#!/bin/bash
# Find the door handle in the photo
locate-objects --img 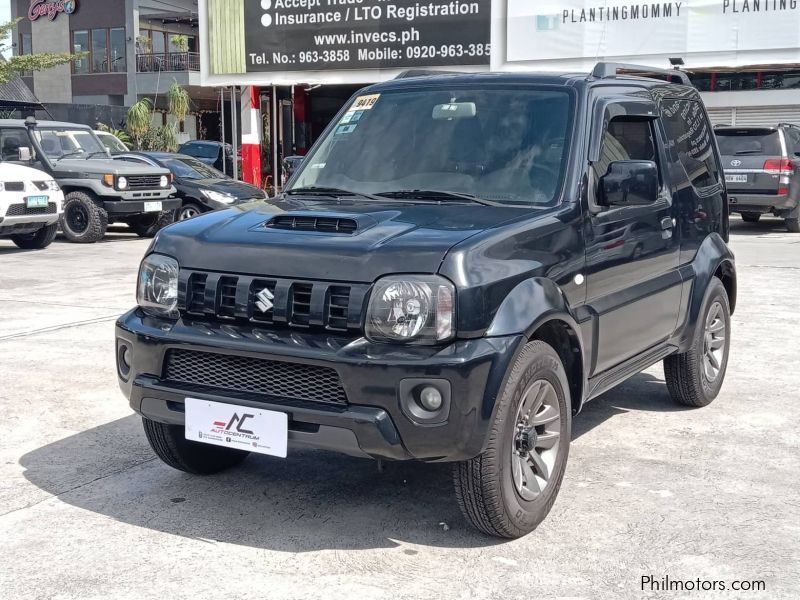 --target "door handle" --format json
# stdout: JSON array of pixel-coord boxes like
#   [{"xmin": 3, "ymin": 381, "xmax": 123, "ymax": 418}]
[{"xmin": 661, "ymin": 217, "xmax": 674, "ymax": 230}]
